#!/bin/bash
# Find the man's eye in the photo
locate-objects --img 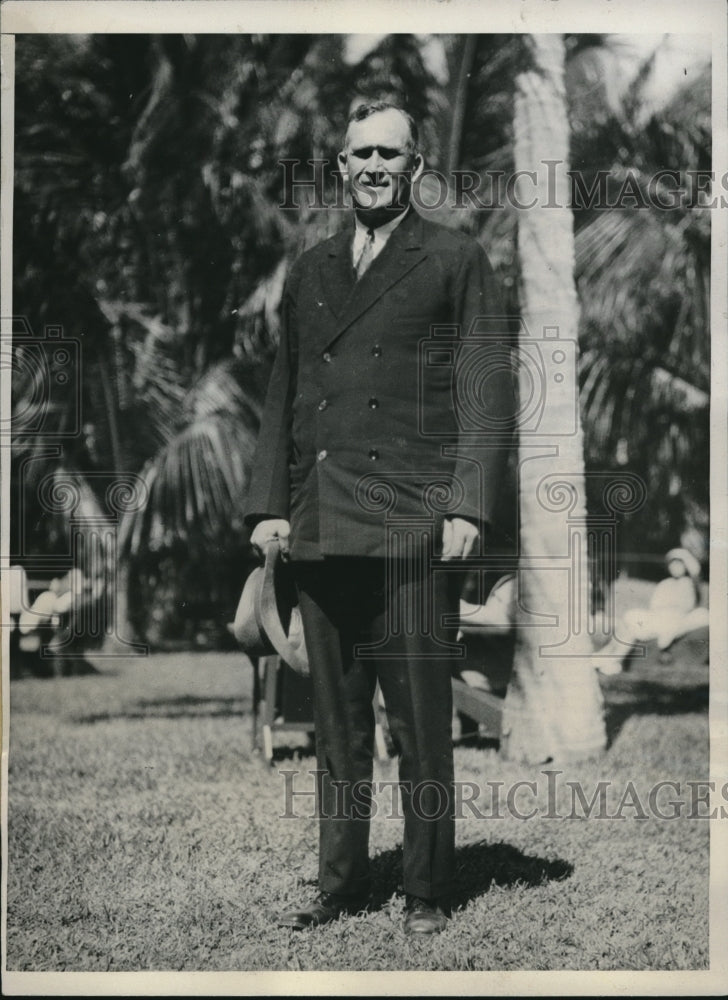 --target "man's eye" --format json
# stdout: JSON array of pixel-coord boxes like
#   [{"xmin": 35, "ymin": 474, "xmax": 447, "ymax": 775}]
[{"xmin": 351, "ymin": 146, "xmax": 404, "ymax": 160}]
